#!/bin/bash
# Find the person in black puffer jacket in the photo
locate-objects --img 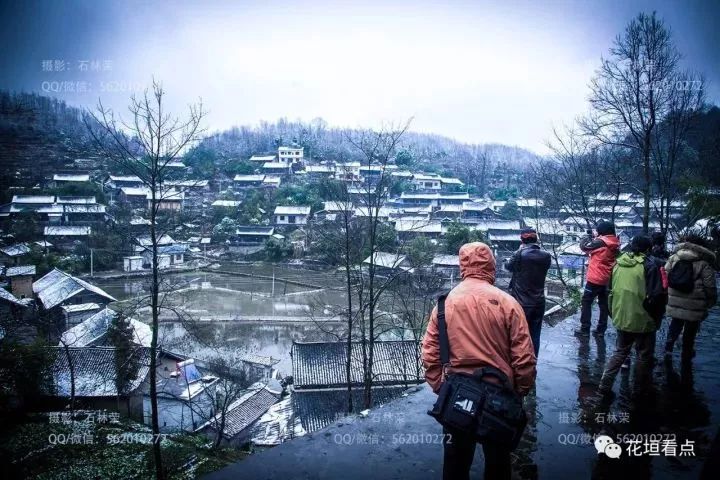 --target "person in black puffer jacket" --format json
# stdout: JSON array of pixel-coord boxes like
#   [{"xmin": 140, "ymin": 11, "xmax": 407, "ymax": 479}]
[{"xmin": 504, "ymin": 227, "xmax": 552, "ymax": 357}]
